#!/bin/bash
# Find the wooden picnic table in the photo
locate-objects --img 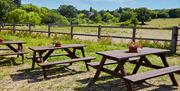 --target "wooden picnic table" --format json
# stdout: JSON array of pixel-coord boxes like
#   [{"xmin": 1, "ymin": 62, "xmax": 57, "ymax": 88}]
[
  {"xmin": 87, "ymin": 47, "xmax": 179, "ymax": 91},
  {"xmin": 0, "ymin": 41, "xmax": 27, "ymax": 63},
  {"xmin": 28, "ymin": 44, "xmax": 95, "ymax": 79}
]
